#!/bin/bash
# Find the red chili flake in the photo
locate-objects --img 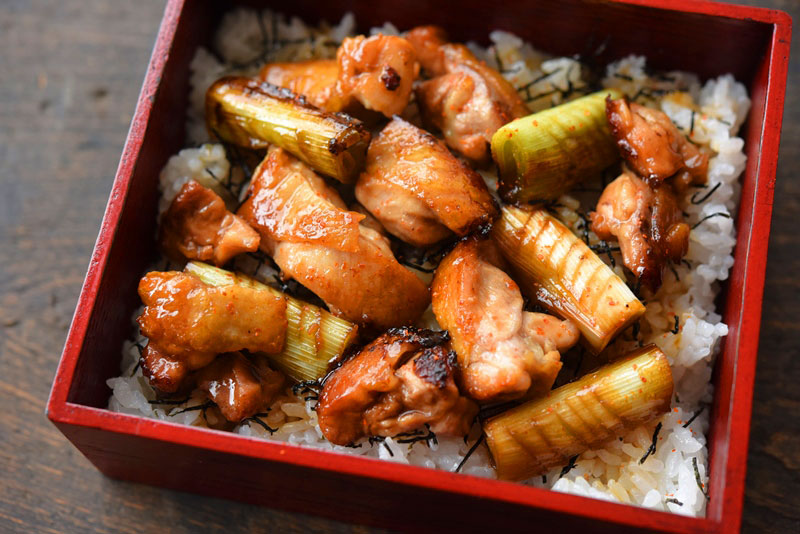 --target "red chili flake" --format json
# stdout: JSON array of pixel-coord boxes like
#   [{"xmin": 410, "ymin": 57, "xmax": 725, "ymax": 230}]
[{"xmin": 641, "ymin": 376, "xmax": 647, "ymax": 383}]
